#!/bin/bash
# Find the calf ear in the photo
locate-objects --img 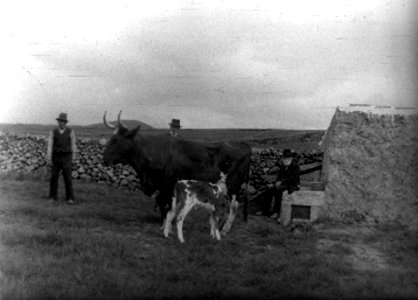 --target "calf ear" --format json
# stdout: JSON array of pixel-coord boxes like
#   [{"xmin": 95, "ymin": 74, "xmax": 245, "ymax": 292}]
[{"xmin": 126, "ymin": 125, "xmax": 141, "ymax": 139}]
